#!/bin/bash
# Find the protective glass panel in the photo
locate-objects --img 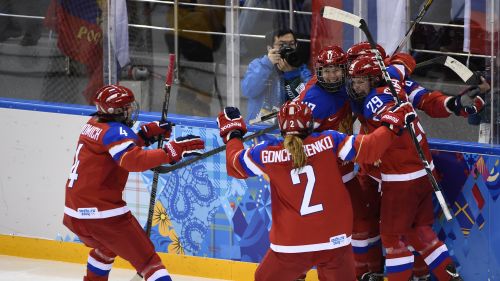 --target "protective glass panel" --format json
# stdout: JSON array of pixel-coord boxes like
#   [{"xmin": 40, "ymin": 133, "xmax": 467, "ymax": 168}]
[{"xmin": 0, "ymin": 0, "xmax": 499, "ymax": 145}]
